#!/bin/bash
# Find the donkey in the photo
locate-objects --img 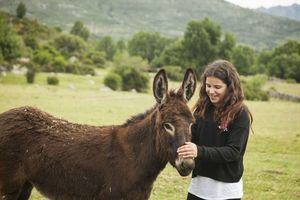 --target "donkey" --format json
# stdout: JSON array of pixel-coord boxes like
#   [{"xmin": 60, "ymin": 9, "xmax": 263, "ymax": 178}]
[{"xmin": 0, "ymin": 69, "xmax": 197, "ymax": 200}]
